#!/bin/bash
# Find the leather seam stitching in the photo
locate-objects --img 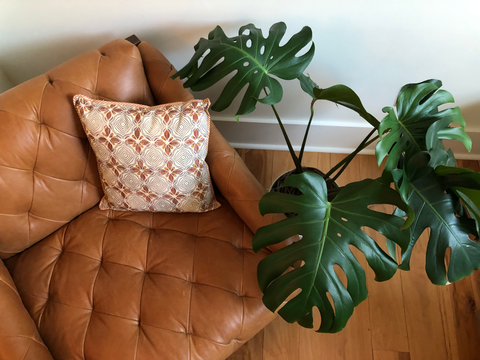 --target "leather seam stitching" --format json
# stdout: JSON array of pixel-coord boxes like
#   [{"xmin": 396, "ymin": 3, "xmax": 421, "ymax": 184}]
[
  {"xmin": 187, "ymin": 215, "xmax": 200, "ymax": 360},
  {"xmin": 239, "ymin": 224, "xmax": 246, "ymax": 338},
  {"xmin": 157, "ymin": 65, "xmax": 170, "ymax": 102},
  {"xmin": 0, "ymin": 276, "xmax": 19, "ymax": 296},
  {"xmin": 39, "ymin": 123, "xmax": 89, "ymax": 140},
  {"xmin": 0, "ymin": 109, "xmax": 41, "ymax": 124},
  {"xmin": 0, "ymin": 164, "xmax": 102, "ymax": 189},
  {"xmin": 0, "ymin": 163, "xmax": 33, "ymax": 171},
  {"xmin": 2, "ymin": 336, "xmax": 49, "ymax": 352},
  {"xmin": 133, "ymin": 226, "xmax": 152, "ymax": 360},
  {"xmin": 226, "ymin": 151, "xmax": 236, "ymax": 198},
  {"xmin": 20, "ymin": 341, "xmax": 32, "ymax": 360},
  {"xmin": 81, "ymin": 219, "xmax": 110, "ymax": 359},
  {"xmin": 33, "ymin": 170, "xmax": 93, "ymax": 183},
  {"xmin": 28, "ymin": 80, "xmax": 49, "ymax": 243},
  {"xmin": 94, "ymin": 52, "xmax": 102, "ymax": 94},
  {"xmin": 38, "ymin": 225, "xmax": 68, "ymax": 330},
  {"xmin": 27, "ymin": 213, "xmax": 68, "ymax": 223}
]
